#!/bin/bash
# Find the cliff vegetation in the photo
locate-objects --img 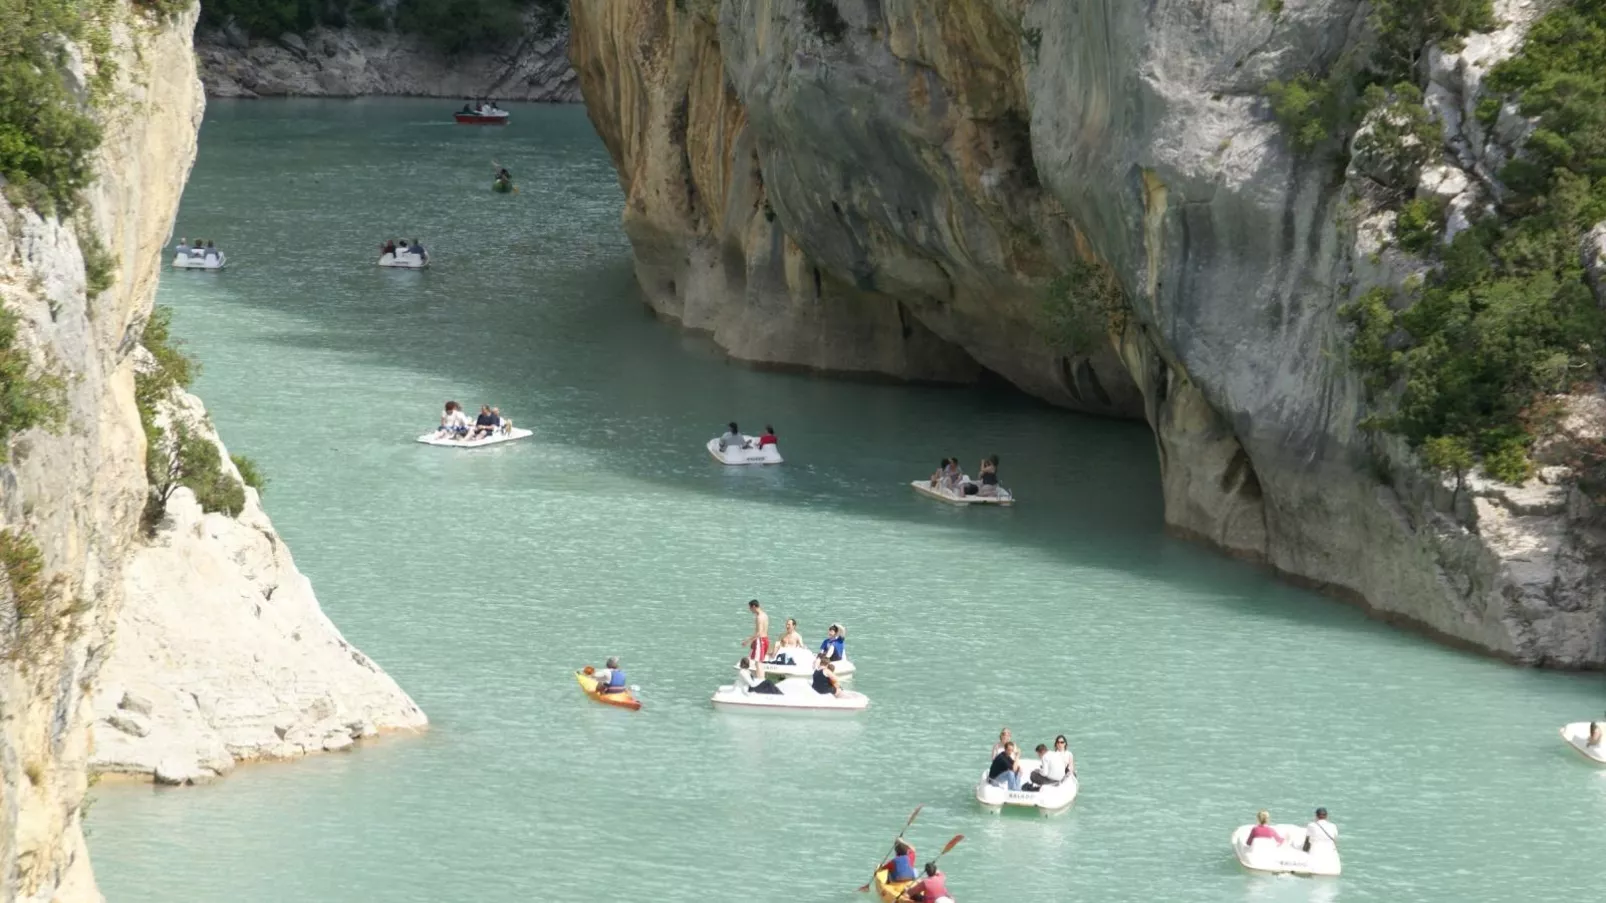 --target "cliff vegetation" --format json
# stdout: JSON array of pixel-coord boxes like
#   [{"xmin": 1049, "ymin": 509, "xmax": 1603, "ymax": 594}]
[{"xmin": 202, "ymin": 0, "xmax": 566, "ymax": 54}]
